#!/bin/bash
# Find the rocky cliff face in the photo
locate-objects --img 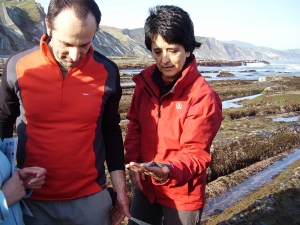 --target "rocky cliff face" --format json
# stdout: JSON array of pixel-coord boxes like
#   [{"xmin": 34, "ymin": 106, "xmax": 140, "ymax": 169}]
[
  {"xmin": 6, "ymin": 4, "xmax": 46, "ymax": 45},
  {"xmin": 0, "ymin": 1, "xmax": 46, "ymax": 56},
  {"xmin": 0, "ymin": 0, "xmax": 299, "ymax": 61},
  {"xmin": 93, "ymin": 26, "xmax": 151, "ymax": 58},
  {"xmin": 192, "ymin": 37, "xmax": 300, "ymax": 61}
]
